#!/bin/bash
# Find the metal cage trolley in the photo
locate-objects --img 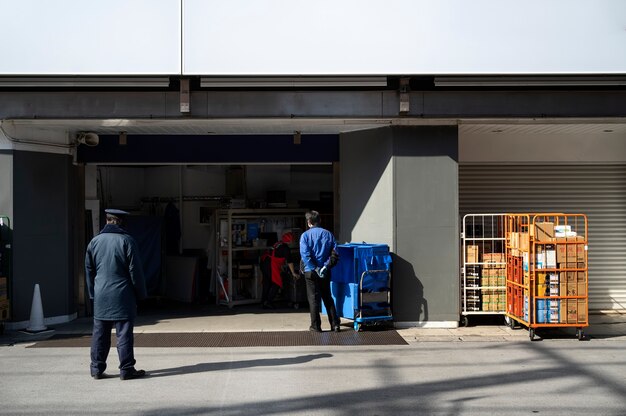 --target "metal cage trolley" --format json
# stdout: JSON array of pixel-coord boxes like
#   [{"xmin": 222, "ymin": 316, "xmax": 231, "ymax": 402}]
[
  {"xmin": 460, "ymin": 214, "xmax": 508, "ymax": 327},
  {"xmin": 506, "ymin": 213, "xmax": 589, "ymax": 340}
]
